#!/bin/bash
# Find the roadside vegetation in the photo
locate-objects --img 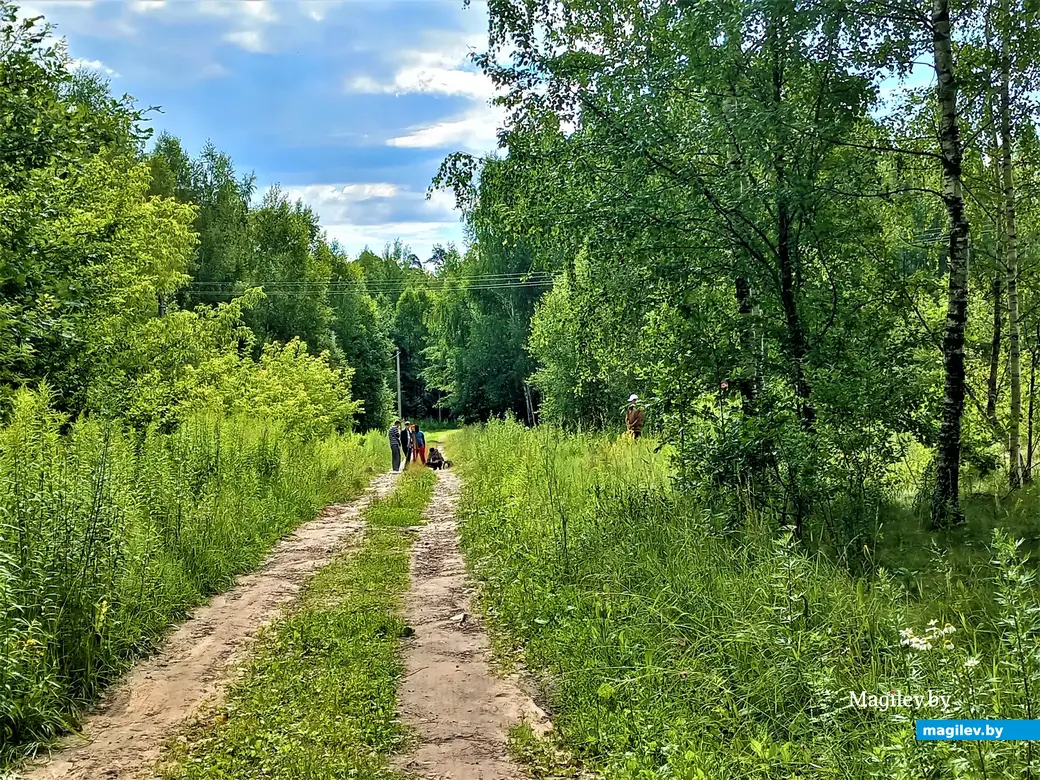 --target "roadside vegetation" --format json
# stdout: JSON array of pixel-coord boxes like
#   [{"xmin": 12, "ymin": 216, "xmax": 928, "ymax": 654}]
[
  {"xmin": 6, "ymin": 0, "xmax": 1040, "ymax": 775},
  {"xmin": 0, "ymin": 3, "xmax": 420, "ymax": 764},
  {"xmin": 457, "ymin": 420, "xmax": 1040, "ymax": 779},
  {"xmin": 0, "ymin": 388, "xmax": 384, "ymax": 765},
  {"xmin": 159, "ymin": 467, "xmax": 435, "ymax": 780}
]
